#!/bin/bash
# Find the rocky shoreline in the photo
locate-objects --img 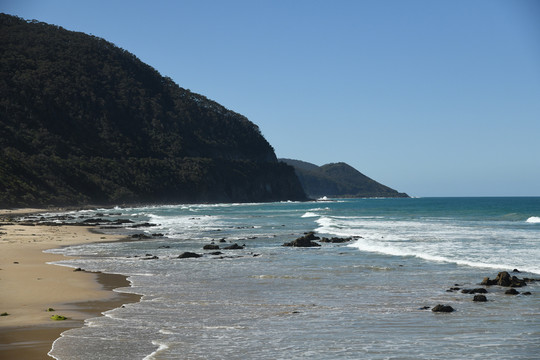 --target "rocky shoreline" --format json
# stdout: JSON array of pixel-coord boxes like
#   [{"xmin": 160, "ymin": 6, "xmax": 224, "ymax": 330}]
[{"xmin": 5, "ymin": 211, "xmax": 537, "ymax": 317}]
